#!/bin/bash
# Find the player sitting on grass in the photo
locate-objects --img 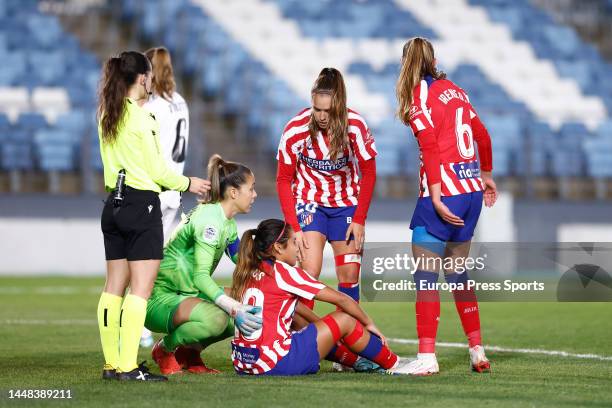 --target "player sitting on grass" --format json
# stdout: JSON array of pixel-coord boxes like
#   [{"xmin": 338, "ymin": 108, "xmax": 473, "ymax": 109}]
[
  {"xmin": 229, "ymin": 219, "xmax": 413, "ymax": 376},
  {"xmin": 145, "ymin": 154, "xmax": 261, "ymax": 375}
]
